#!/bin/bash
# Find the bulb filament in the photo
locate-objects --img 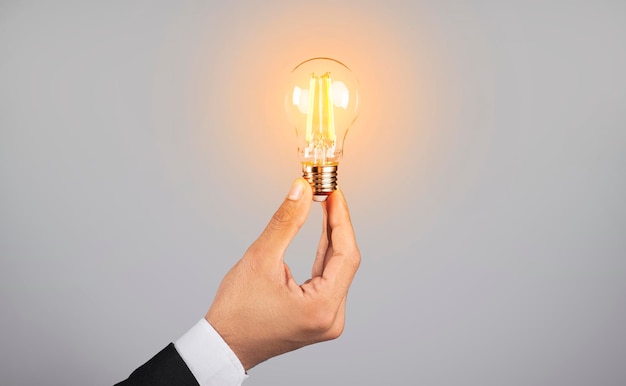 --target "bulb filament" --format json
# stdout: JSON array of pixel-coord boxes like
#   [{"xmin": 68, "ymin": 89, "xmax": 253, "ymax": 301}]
[{"xmin": 305, "ymin": 72, "xmax": 336, "ymax": 164}]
